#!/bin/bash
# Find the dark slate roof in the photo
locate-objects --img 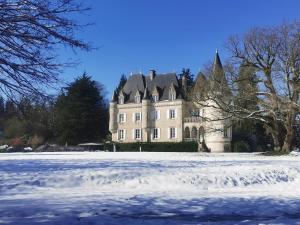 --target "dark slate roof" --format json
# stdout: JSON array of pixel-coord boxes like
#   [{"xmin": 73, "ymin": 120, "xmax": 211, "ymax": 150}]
[
  {"xmin": 120, "ymin": 72, "xmax": 182, "ymax": 103},
  {"xmin": 111, "ymin": 90, "xmax": 118, "ymax": 102},
  {"xmin": 213, "ymin": 50, "xmax": 223, "ymax": 73}
]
